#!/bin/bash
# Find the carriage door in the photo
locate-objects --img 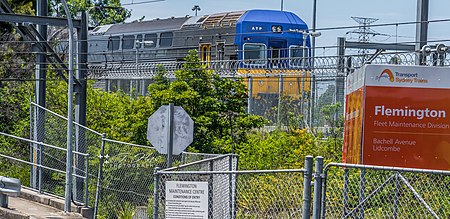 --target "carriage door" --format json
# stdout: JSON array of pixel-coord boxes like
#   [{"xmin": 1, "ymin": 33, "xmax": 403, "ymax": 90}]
[
  {"xmin": 200, "ymin": 43, "xmax": 211, "ymax": 66},
  {"xmin": 268, "ymin": 40, "xmax": 287, "ymax": 68}
]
